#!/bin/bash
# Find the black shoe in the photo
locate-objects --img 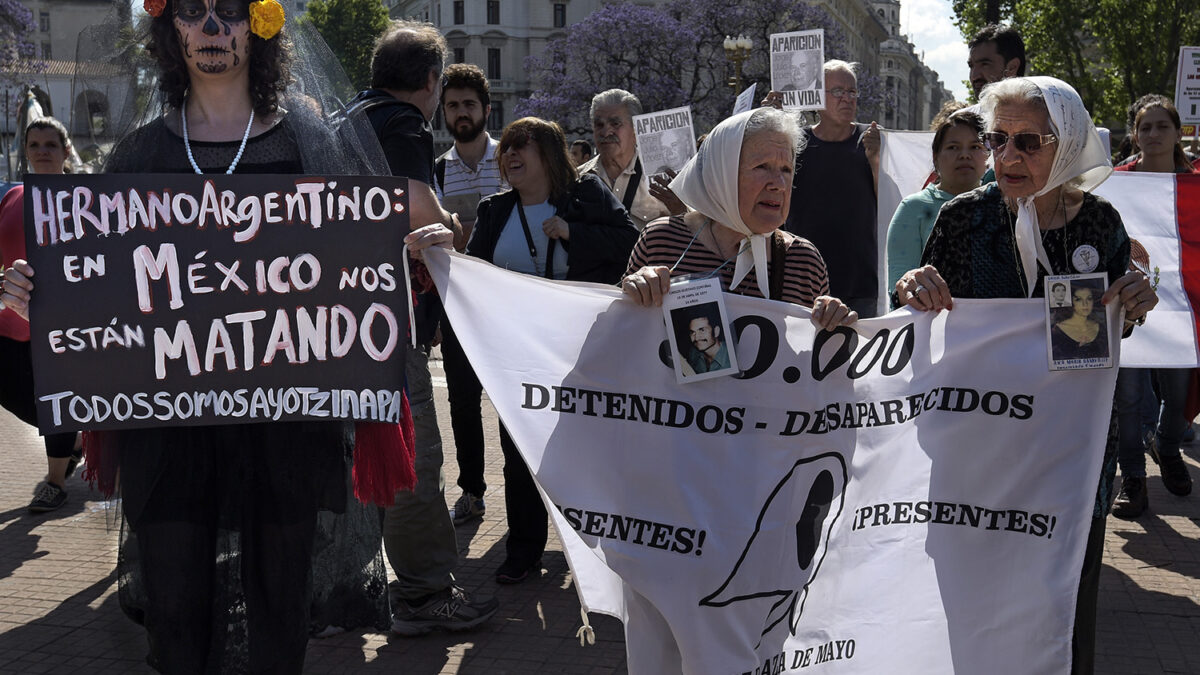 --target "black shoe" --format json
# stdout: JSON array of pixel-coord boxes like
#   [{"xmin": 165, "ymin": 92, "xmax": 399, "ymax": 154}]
[
  {"xmin": 28, "ymin": 482, "xmax": 67, "ymax": 513},
  {"xmin": 1111, "ymin": 476, "xmax": 1148, "ymax": 519},
  {"xmin": 1148, "ymin": 444, "xmax": 1193, "ymax": 496},
  {"xmin": 390, "ymin": 585, "xmax": 499, "ymax": 636},
  {"xmin": 496, "ymin": 557, "xmax": 542, "ymax": 585}
]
